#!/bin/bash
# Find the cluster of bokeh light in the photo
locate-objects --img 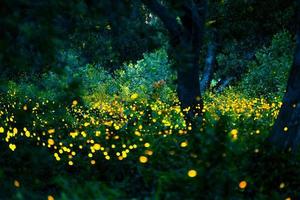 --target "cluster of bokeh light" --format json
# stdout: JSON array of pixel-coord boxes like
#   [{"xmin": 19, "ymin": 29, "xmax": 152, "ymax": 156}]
[
  {"xmin": 0, "ymin": 90, "xmax": 189, "ymax": 166},
  {"xmin": 0, "ymin": 89, "xmax": 282, "ymax": 168}
]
